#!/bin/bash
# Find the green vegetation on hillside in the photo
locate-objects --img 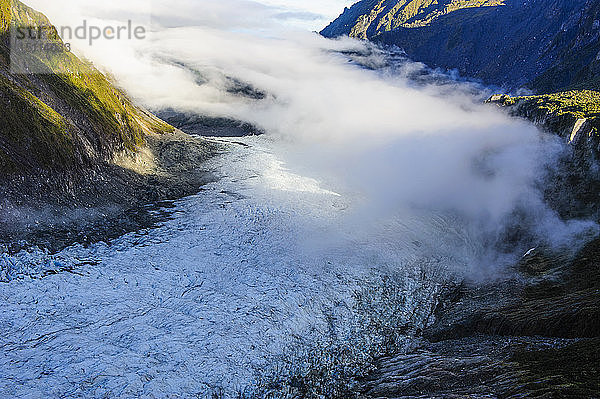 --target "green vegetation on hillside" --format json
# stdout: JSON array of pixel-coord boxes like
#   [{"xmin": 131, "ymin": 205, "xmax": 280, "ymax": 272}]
[
  {"xmin": 0, "ymin": 75, "xmax": 74, "ymax": 173},
  {"xmin": 501, "ymin": 90, "xmax": 600, "ymax": 137},
  {"xmin": 509, "ymin": 90, "xmax": 600, "ymax": 118},
  {"xmin": 0, "ymin": 0, "xmax": 10, "ymax": 33},
  {"xmin": 0, "ymin": 0, "xmax": 174, "ymax": 178},
  {"xmin": 325, "ymin": 0, "xmax": 504, "ymax": 39},
  {"xmin": 366, "ymin": 0, "xmax": 502, "ymax": 37}
]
